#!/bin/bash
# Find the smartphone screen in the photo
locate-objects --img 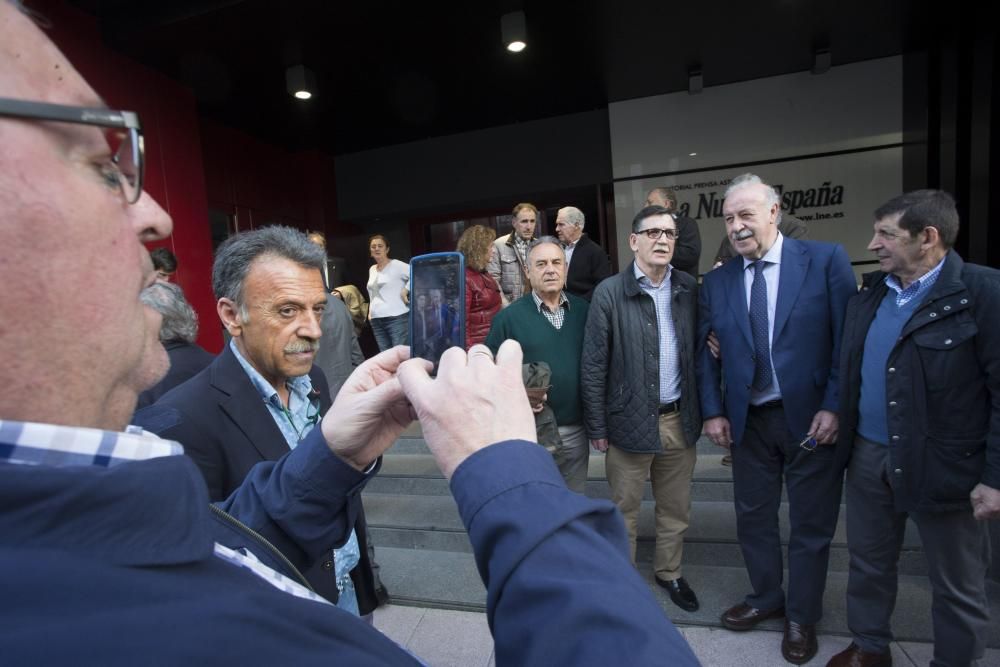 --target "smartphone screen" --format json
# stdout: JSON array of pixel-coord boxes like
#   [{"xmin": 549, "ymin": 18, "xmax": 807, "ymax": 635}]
[{"xmin": 410, "ymin": 252, "xmax": 466, "ymax": 372}]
